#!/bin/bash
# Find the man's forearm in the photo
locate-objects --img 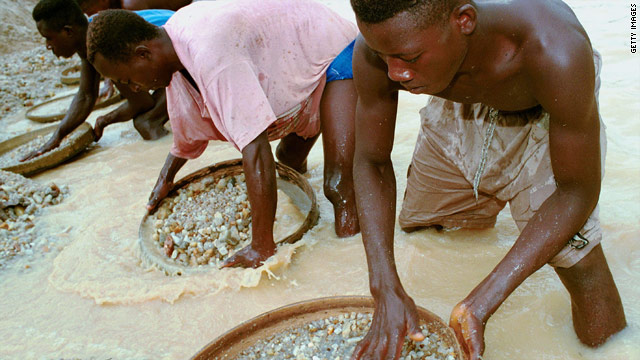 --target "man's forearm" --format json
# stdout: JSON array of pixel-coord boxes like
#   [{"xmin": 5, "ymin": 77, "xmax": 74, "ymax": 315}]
[
  {"xmin": 242, "ymin": 132, "xmax": 277, "ymax": 251},
  {"xmin": 160, "ymin": 152, "xmax": 187, "ymax": 184},
  {"xmin": 54, "ymin": 93, "xmax": 96, "ymax": 140},
  {"xmin": 101, "ymin": 102, "xmax": 138, "ymax": 126},
  {"xmin": 354, "ymin": 157, "xmax": 404, "ymax": 295},
  {"xmin": 468, "ymin": 188, "xmax": 598, "ymax": 322},
  {"xmin": 116, "ymin": 82, "xmax": 155, "ymax": 117},
  {"xmin": 146, "ymin": 152, "xmax": 187, "ymax": 212}
]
